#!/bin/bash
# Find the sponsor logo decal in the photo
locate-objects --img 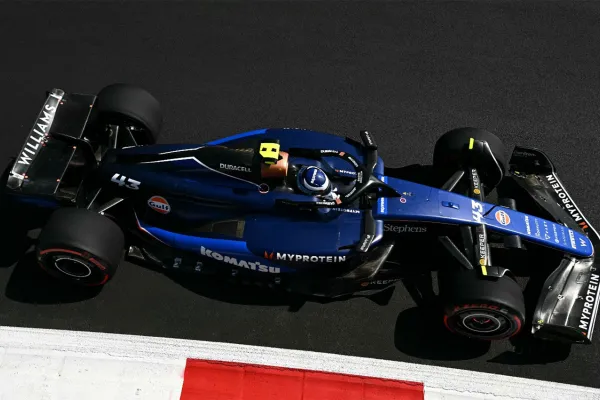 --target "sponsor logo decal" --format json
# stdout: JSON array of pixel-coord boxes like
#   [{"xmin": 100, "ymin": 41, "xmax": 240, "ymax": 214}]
[
  {"xmin": 332, "ymin": 208, "xmax": 361, "ymax": 214},
  {"xmin": 514, "ymin": 150, "xmax": 537, "ymax": 158},
  {"xmin": 111, "ymin": 173, "xmax": 141, "ymax": 190},
  {"xmin": 453, "ymin": 304, "xmax": 506, "ymax": 312},
  {"xmin": 316, "ymin": 200, "xmax": 336, "ymax": 206},
  {"xmin": 356, "ymin": 171, "xmax": 363, "ymax": 183},
  {"xmin": 400, "ymin": 197, "xmax": 407, "ymax": 203},
  {"xmin": 579, "ymin": 274, "xmax": 599, "ymax": 332},
  {"xmin": 360, "ymin": 279, "xmax": 399, "ymax": 287},
  {"xmin": 201, "ymin": 247, "xmax": 280, "ymax": 273},
  {"xmin": 220, "ymin": 163, "xmax": 251, "ymax": 173},
  {"xmin": 148, "ymin": 196, "xmax": 171, "ymax": 214},
  {"xmin": 471, "ymin": 200, "xmax": 484, "ymax": 223},
  {"xmin": 568, "ymin": 229, "xmax": 577, "ymax": 249},
  {"xmin": 384, "ymin": 224, "xmax": 427, "ymax": 233},
  {"xmin": 345, "ymin": 187, "xmax": 357, "ymax": 198},
  {"xmin": 580, "ymin": 238, "xmax": 587, "ymax": 247},
  {"xmin": 477, "ymin": 233, "xmax": 487, "ymax": 265},
  {"xmin": 534, "ymin": 218, "xmax": 541, "ymax": 237},
  {"xmin": 335, "ymin": 169, "xmax": 355, "ymax": 175},
  {"xmin": 552, "ymin": 224, "xmax": 560, "ymax": 244},
  {"xmin": 543, "ymin": 220, "xmax": 550, "ymax": 240},
  {"xmin": 265, "ymin": 252, "xmax": 347, "ymax": 263},
  {"xmin": 495, "ymin": 210, "xmax": 511, "ymax": 226},
  {"xmin": 379, "ymin": 197, "xmax": 386, "ymax": 214},
  {"xmin": 358, "ymin": 234, "xmax": 372, "ymax": 252},
  {"xmin": 378, "ymin": 176, "xmax": 387, "ymax": 214},
  {"xmin": 310, "ymin": 169, "xmax": 318, "ymax": 184},
  {"xmin": 17, "ymin": 96, "xmax": 61, "ymax": 166},
  {"xmin": 347, "ymin": 156, "xmax": 359, "ymax": 168},
  {"xmin": 471, "ymin": 168, "xmax": 481, "ymax": 195},
  {"xmin": 546, "ymin": 175, "xmax": 589, "ymax": 229},
  {"xmin": 363, "ymin": 131, "xmax": 375, "ymax": 146},
  {"xmin": 320, "ymin": 149, "xmax": 338, "ymax": 154},
  {"xmin": 524, "ymin": 216, "xmax": 531, "ymax": 235}
]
